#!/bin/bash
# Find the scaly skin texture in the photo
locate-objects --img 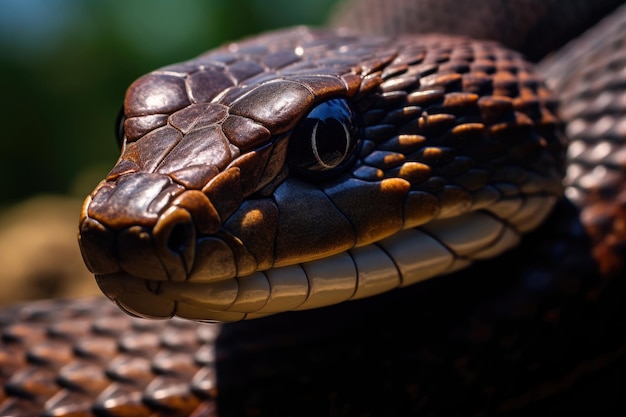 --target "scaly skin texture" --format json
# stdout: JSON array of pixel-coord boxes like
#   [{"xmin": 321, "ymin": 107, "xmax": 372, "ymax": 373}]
[
  {"xmin": 79, "ymin": 29, "xmax": 564, "ymax": 321},
  {"xmin": 329, "ymin": 0, "xmax": 625, "ymax": 62},
  {"xmin": 540, "ymin": 5, "xmax": 626, "ymax": 275},
  {"xmin": 2, "ymin": 2, "xmax": 626, "ymax": 416}
]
